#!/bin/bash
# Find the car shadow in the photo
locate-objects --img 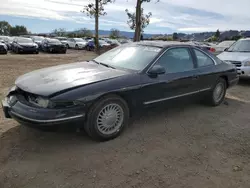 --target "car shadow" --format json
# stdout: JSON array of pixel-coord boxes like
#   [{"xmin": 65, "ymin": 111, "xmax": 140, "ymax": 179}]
[
  {"xmin": 0, "ymin": 96, "xmax": 247, "ymax": 164},
  {"xmin": 238, "ymin": 78, "xmax": 250, "ymax": 86}
]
